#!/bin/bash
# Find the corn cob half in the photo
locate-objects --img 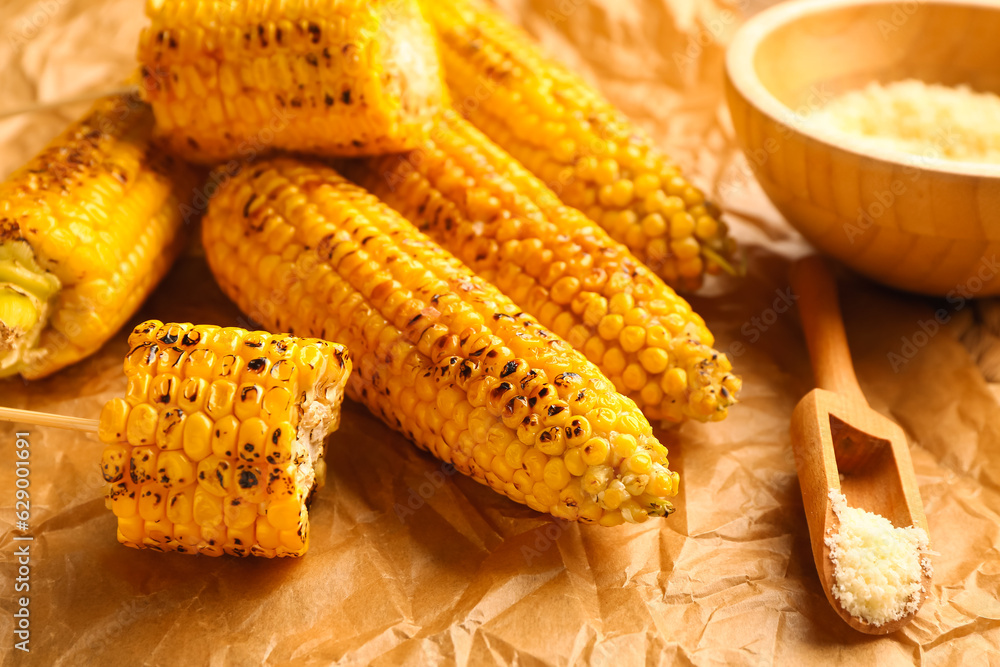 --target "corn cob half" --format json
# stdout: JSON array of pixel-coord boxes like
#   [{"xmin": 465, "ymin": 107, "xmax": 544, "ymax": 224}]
[
  {"xmin": 339, "ymin": 113, "xmax": 739, "ymax": 423},
  {"xmin": 423, "ymin": 0, "xmax": 739, "ymax": 291},
  {"xmin": 99, "ymin": 320, "xmax": 352, "ymax": 557},
  {"xmin": 203, "ymin": 157, "xmax": 679, "ymax": 525},
  {"xmin": 138, "ymin": 0, "xmax": 446, "ymax": 163},
  {"xmin": 0, "ymin": 94, "xmax": 199, "ymax": 379}
]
